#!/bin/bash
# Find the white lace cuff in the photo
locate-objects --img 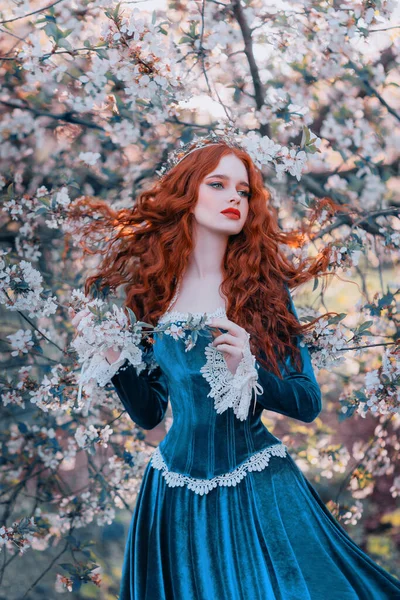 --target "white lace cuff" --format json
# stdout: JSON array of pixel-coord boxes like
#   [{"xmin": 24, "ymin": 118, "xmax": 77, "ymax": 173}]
[
  {"xmin": 77, "ymin": 344, "xmax": 144, "ymax": 406},
  {"xmin": 200, "ymin": 334, "xmax": 264, "ymax": 421}
]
